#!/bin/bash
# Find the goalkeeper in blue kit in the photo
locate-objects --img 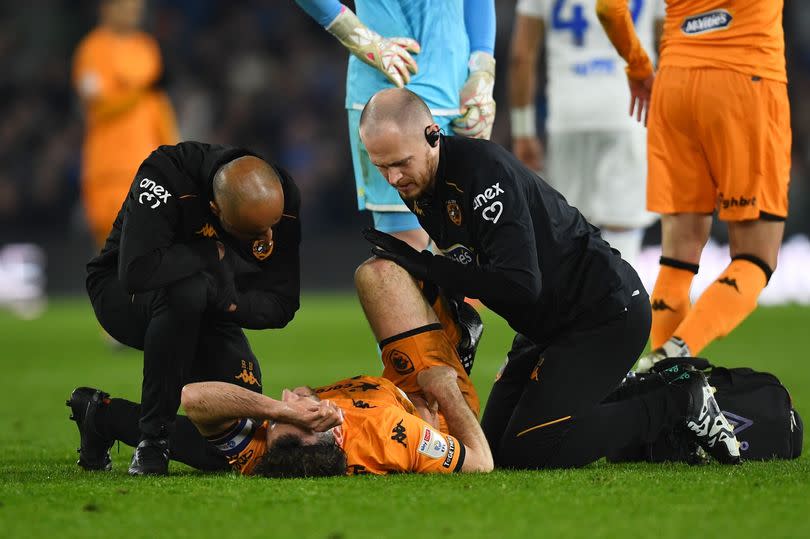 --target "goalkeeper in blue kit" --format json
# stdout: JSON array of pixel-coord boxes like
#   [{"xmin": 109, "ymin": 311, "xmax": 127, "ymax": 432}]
[{"xmin": 295, "ymin": 0, "xmax": 496, "ymax": 249}]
